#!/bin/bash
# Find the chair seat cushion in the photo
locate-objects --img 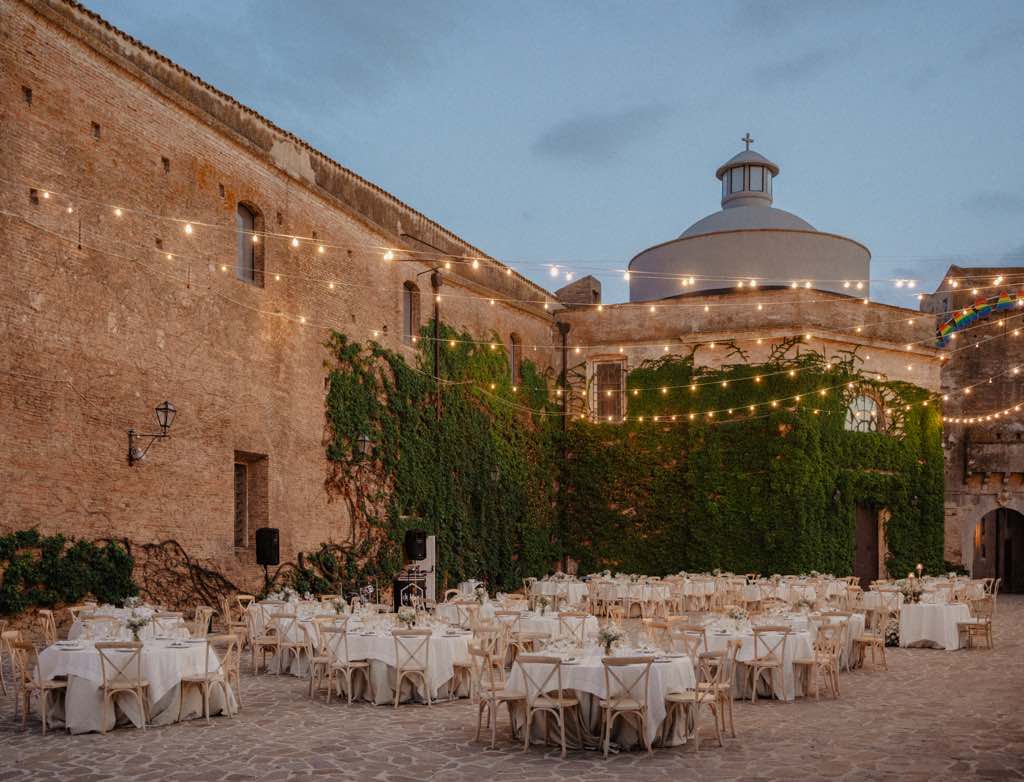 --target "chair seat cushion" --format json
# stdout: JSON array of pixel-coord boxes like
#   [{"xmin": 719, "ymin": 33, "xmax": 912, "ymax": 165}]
[
  {"xmin": 333, "ymin": 660, "xmax": 369, "ymax": 669},
  {"xmin": 181, "ymin": 673, "xmax": 225, "ymax": 684},
  {"xmin": 107, "ymin": 678, "xmax": 149, "ymax": 689},
  {"xmin": 665, "ymin": 690, "xmax": 698, "ymax": 703},
  {"xmin": 532, "ymin": 695, "xmax": 578, "ymax": 708},
  {"xmin": 598, "ymin": 696, "xmax": 644, "ymax": 711},
  {"xmin": 29, "ymin": 679, "xmax": 67, "ymax": 690},
  {"xmin": 490, "ymin": 688, "xmax": 525, "ymax": 701}
]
